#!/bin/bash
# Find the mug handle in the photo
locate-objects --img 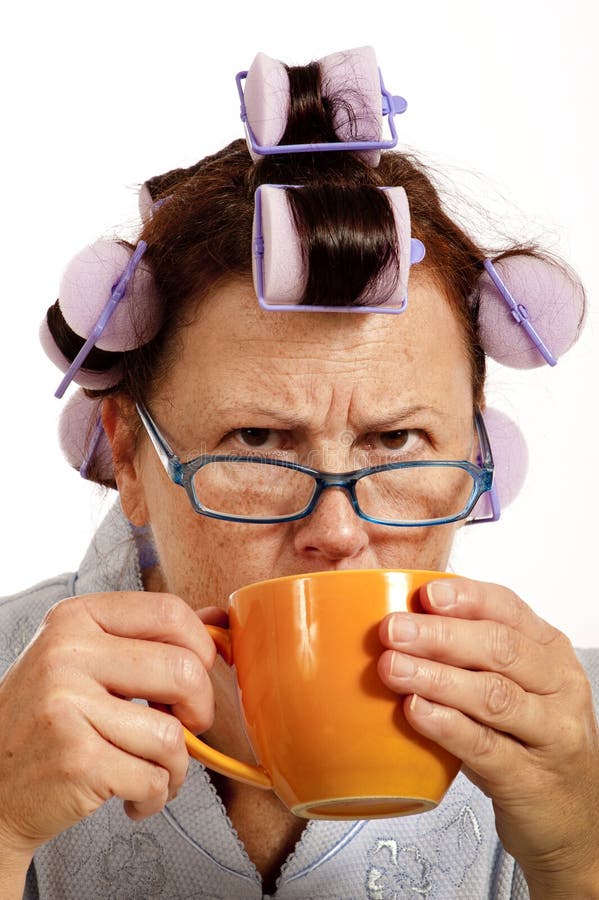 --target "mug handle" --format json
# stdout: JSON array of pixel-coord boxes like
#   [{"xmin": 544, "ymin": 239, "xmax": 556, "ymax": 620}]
[{"xmin": 181, "ymin": 624, "xmax": 273, "ymax": 790}]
